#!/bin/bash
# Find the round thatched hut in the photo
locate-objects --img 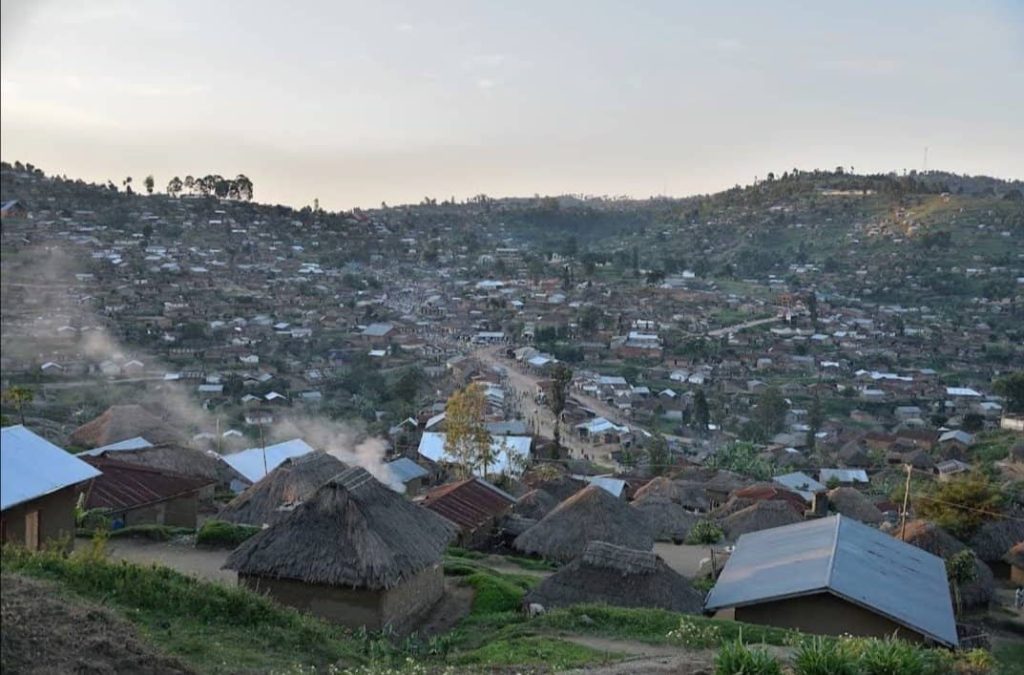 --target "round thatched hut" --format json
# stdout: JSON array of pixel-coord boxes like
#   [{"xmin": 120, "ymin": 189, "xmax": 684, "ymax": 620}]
[
  {"xmin": 224, "ymin": 466, "xmax": 455, "ymax": 632},
  {"xmin": 969, "ymin": 518, "xmax": 1024, "ymax": 579},
  {"xmin": 514, "ymin": 488, "xmax": 558, "ymax": 521},
  {"xmin": 719, "ymin": 499, "xmax": 803, "ymax": 541},
  {"xmin": 631, "ymin": 494, "xmax": 700, "ymax": 542},
  {"xmin": 897, "ymin": 520, "xmax": 994, "ymax": 610},
  {"xmin": 827, "ymin": 487, "xmax": 884, "ymax": 525},
  {"xmin": 69, "ymin": 404, "xmax": 186, "ymax": 448},
  {"xmin": 523, "ymin": 541, "xmax": 703, "ymax": 613},
  {"xmin": 633, "ymin": 477, "xmax": 710, "ymax": 513},
  {"xmin": 217, "ymin": 452, "xmax": 346, "ymax": 526},
  {"xmin": 513, "ymin": 485, "xmax": 654, "ymax": 562}
]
